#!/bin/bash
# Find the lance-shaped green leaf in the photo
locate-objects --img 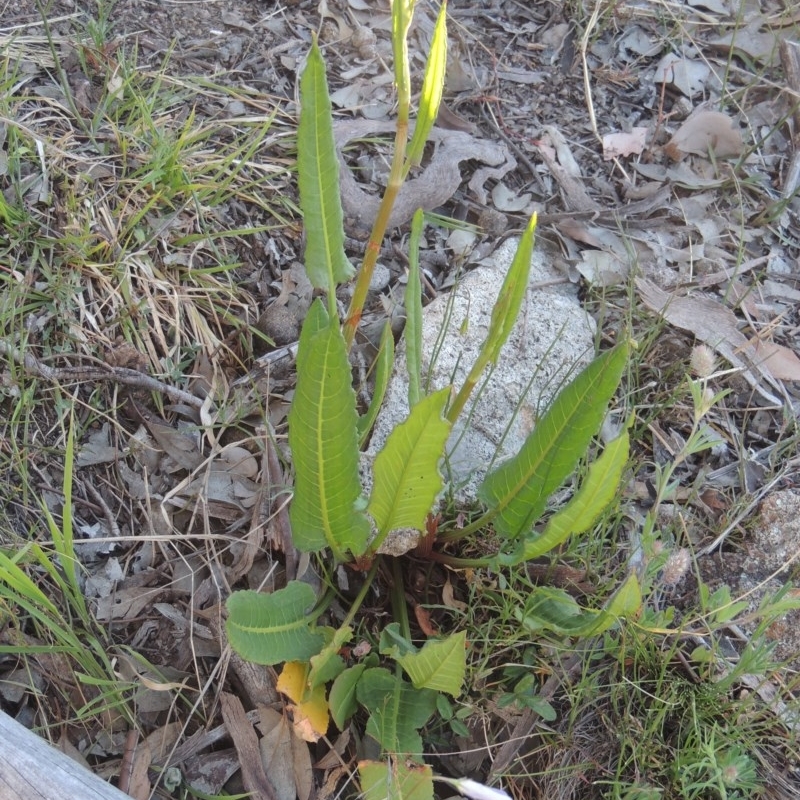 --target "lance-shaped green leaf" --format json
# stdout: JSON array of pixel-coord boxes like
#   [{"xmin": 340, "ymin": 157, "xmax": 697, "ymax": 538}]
[
  {"xmin": 368, "ymin": 388, "xmax": 451, "ymax": 548},
  {"xmin": 298, "ymin": 36, "xmax": 353, "ymax": 297},
  {"xmin": 225, "ymin": 582, "xmax": 325, "ymax": 665},
  {"xmin": 360, "ymin": 760, "xmax": 434, "ymax": 800},
  {"xmin": 289, "ymin": 305, "xmax": 371, "ymax": 557},
  {"xmin": 295, "ymin": 297, "xmax": 330, "ymax": 373},
  {"xmin": 496, "ymin": 427, "xmax": 629, "ymax": 567},
  {"xmin": 479, "ymin": 343, "xmax": 627, "ymax": 540},
  {"xmin": 397, "ymin": 631, "xmax": 466, "ymax": 697},
  {"xmin": 405, "ymin": 209, "xmax": 424, "ymax": 408},
  {"xmin": 404, "ymin": 1, "xmax": 447, "ymax": 173},
  {"xmin": 448, "ymin": 214, "xmax": 537, "ymax": 423},
  {"xmin": 357, "ymin": 668, "xmax": 437, "ymax": 757},
  {"xmin": 358, "ymin": 321, "xmax": 395, "ymax": 446}
]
